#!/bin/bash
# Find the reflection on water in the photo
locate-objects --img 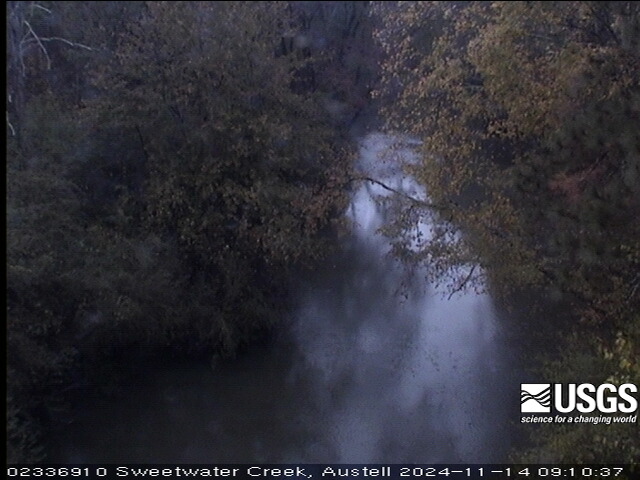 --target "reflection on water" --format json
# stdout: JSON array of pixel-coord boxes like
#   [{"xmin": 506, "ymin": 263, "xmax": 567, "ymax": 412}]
[{"xmin": 50, "ymin": 133, "xmax": 512, "ymax": 464}]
